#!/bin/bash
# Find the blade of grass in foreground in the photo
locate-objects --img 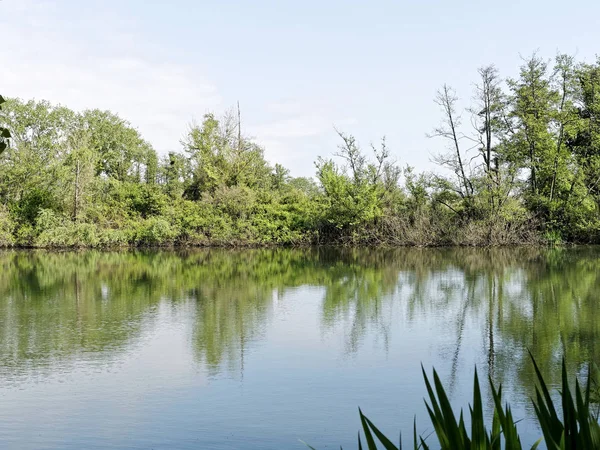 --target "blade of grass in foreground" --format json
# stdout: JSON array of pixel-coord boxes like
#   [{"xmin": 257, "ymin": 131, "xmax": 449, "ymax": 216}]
[{"xmin": 305, "ymin": 354, "xmax": 600, "ymax": 449}]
